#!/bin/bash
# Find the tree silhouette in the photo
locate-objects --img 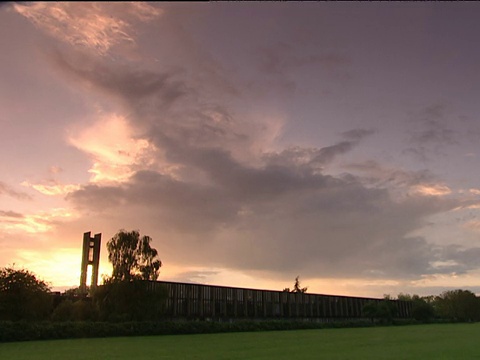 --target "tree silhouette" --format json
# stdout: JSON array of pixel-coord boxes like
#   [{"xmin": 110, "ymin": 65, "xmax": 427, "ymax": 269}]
[
  {"xmin": 0, "ymin": 266, "xmax": 52, "ymax": 320},
  {"xmin": 293, "ymin": 276, "xmax": 308, "ymax": 293},
  {"xmin": 107, "ymin": 230, "xmax": 162, "ymax": 281},
  {"xmin": 435, "ymin": 289, "xmax": 480, "ymax": 321},
  {"xmin": 284, "ymin": 276, "xmax": 308, "ymax": 293}
]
